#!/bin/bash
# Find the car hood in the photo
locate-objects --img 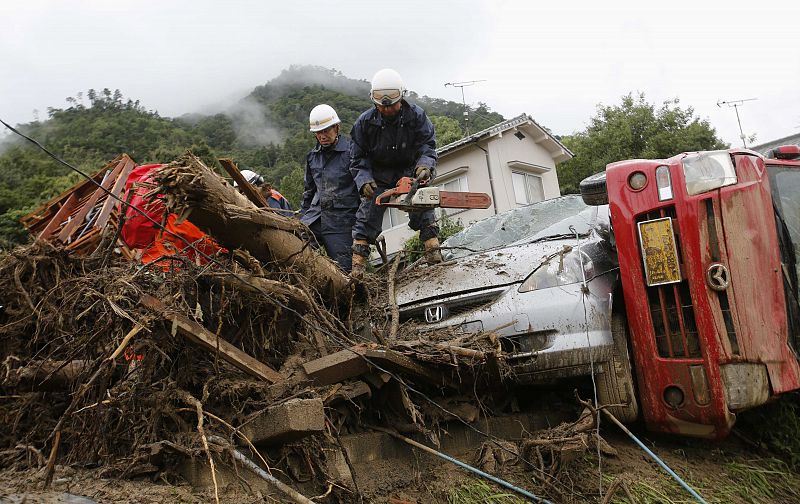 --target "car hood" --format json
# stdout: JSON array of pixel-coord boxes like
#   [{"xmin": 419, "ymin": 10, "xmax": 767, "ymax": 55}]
[{"xmin": 396, "ymin": 238, "xmax": 575, "ymax": 306}]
